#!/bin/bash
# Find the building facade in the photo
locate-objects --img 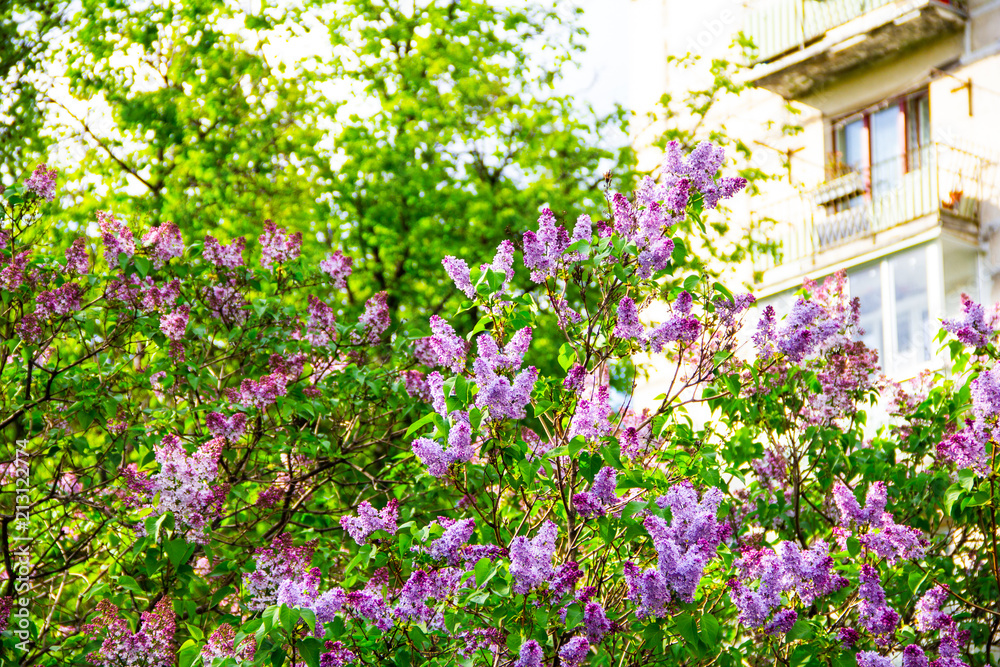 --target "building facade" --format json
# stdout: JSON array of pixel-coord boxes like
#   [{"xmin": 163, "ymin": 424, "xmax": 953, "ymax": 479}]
[{"xmin": 628, "ymin": 0, "xmax": 1000, "ymax": 379}]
